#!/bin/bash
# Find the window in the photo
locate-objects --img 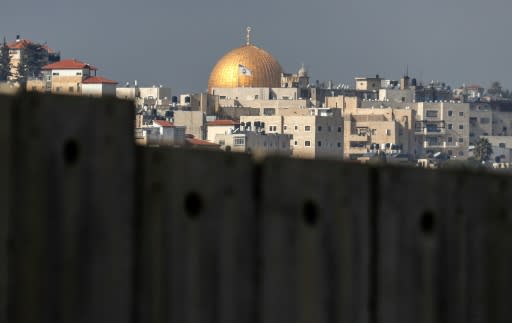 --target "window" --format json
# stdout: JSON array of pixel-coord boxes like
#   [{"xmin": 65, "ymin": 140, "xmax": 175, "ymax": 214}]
[
  {"xmin": 234, "ymin": 137, "xmax": 245, "ymax": 146},
  {"xmin": 55, "ymin": 86, "xmax": 62, "ymax": 92},
  {"xmin": 448, "ymin": 124, "xmax": 453, "ymax": 130},
  {"xmin": 76, "ymin": 72, "xmax": 82, "ymax": 76},
  {"xmin": 386, "ymin": 129, "xmax": 391, "ymax": 135},
  {"xmin": 480, "ymin": 117, "xmax": 490, "ymax": 124},
  {"xmin": 459, "ymin": 111, "xmax": 464, "ymax": 116},
  {"xmin": 219, "ymin": 140, "xmax": 225, "ymax": 146},
  {"xmin": 337, "ymin": 142, "xmax": 341, "ymax": 148},
  {"xmin": 317, "ymin": 126, "xmax": 322, "ymax": 131},
  {"xmin": 52, "ymin": 72, "xmax": 59, "ymax": 76},
  {"xmin": 458, "ymin": 138, "xmax": 463, "ymax": 143},
  {"xmin": 269, "ymin": 125, "xmax": 277, "ymax": 132},
  {"xmin": 338, "ymin": 127, "xmax": 342, "ymax": 132},
  {"xmin": 305, "ymin": 125, "xmax": 311, "ymax": 131},
  {"xmin": 317, "ymin": 141, "xmax": 322, "ymax": 147},
  {"xmin": 448, "ymin": 110, "xmax": 453, "ymax": 116},
  {"xmin": 458, "ymin": 151, "xmax": 464, "ymax": 156},
  {"xmin": 426, "ymin": 110, "xmax": 438, "ymax": 118},
  {"xmin": 294, "ymin": 140, "xmax": 298, "ymax": 146},
  {"xmin": 328, "ymin": 126, "xmax": 332, "ymax": 132},
  {"xmin": 294, "ymin": 125, "xmax": 298, "ymax": 131},
  {"xmin": 284, "ymin": 125, "xmax": 288, "ymax": 131},
  {"xmin": 447, "ymin": 150, "xmax": 453, "ymax": 156},
  {"xmin": 499, "ymin": 143, "xmax": 506, "ymax": 148},
  {"xmin": 459, "ymin": 124, "xmax": 464, "ymax": 130},
  {"xmin": 448, "ymin": 137, "xmax": 453, "ymax": 143},
  {"xmin": 305, "ymin": 141, "xmax": 311, "ymax": 147}
]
